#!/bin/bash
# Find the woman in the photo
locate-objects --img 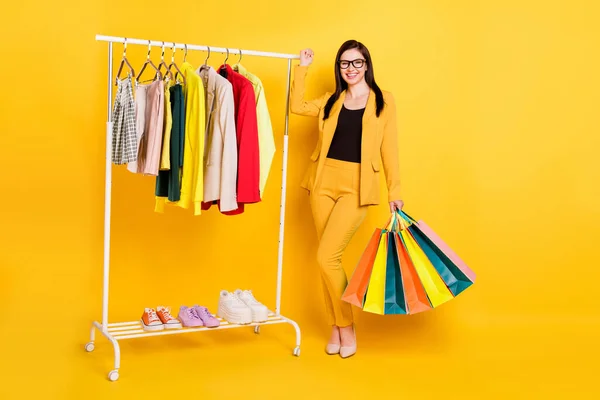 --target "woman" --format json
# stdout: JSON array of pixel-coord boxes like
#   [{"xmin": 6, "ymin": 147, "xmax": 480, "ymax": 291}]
[{"xmin": 290, "ymin": 40, "xmax": 404, "ymax": 358}]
